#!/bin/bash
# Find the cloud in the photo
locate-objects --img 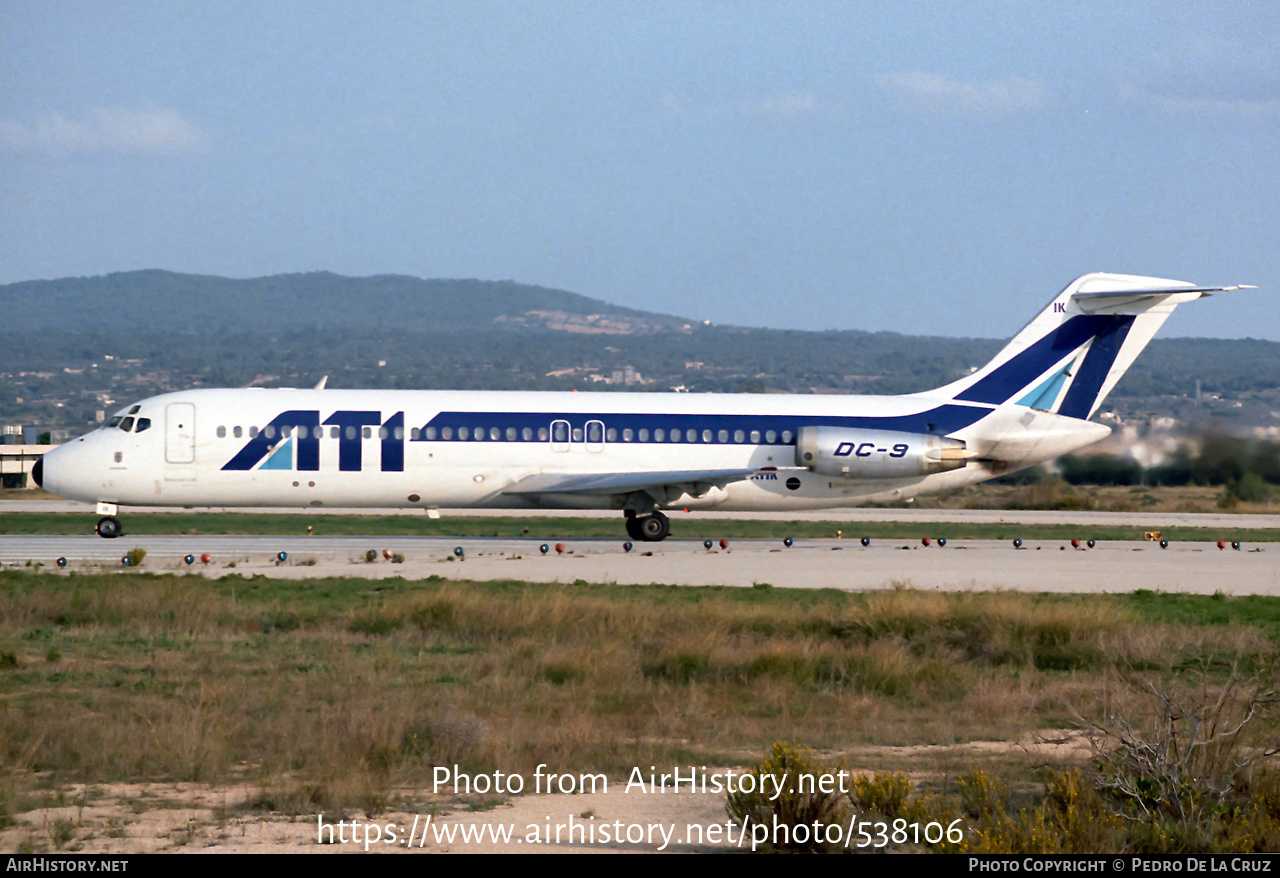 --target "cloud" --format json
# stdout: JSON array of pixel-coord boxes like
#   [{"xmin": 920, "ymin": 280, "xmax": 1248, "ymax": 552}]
[
  {"xmin": 724, "ymin": 91, "xmax": 843, "ymax": 120},
  {"xmin": 0, "ymin": 106, "xmax": 208, "ymax": 155},
  {"xmin": 656, "ymin": 94, "xmax": 688, "ymax": 118},
  {"xmin": 656, "ymin": 91, "xmax": 844, "ymax": 122},
  {"xmin": 877, "ymin": 72, "xmax": 1046, "ymax": 117},
  {"xmin": 1116, "ymin": 38, "xmax": 1280, "ymax": 119},
  {"xmin": 1120, "ymin": 88, "xmax": 1280, "ymax": 119}
]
